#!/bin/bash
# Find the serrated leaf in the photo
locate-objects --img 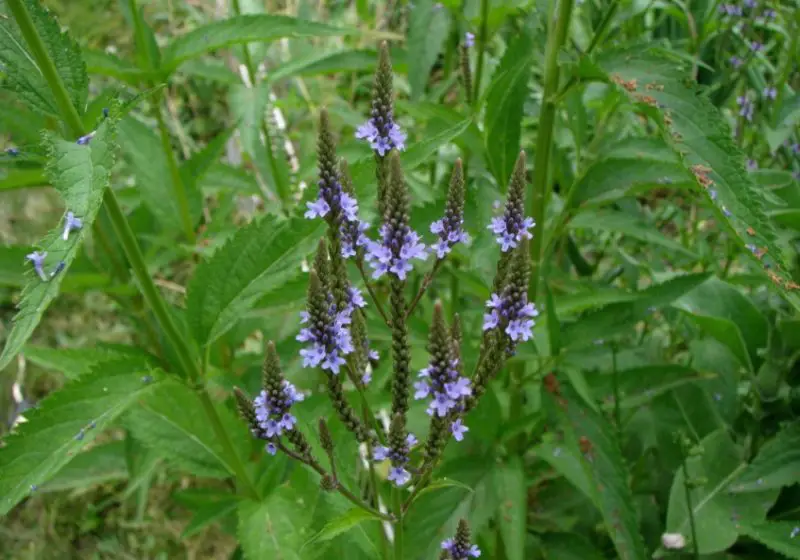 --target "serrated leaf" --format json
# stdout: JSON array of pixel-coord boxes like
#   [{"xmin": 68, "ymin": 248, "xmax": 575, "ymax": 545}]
[
  {"xmin": 589, "ymin": 46, "xmax": 800, "ymax": 309},
  {"xmin": 83, "ymin": 49, "xmax": 151, "ymax": 84},
  {"xmin": 177, "ymin": 491, "xmax": 241, "ymax": 538},
  {"xmin": 661, "ymin": 429, "xmax": 779, "ymax": 556},
  {"xmin": 117, "ymin": 116, "xmax": 200, "ymax": 233},
  {"xmin": 186, "ymin": 216, "xmax": 323, "ymax": 348},
  {"xmin": 590, "ymin": 364, "xmax": 714, "ymax": 410},
  {"xmin": 303, "ymin": 508, "xmax": 382, "ymax": 550},
  {"xmin": 543, "ymin": 385, "xmax": 648, "ymax": 560},
  {"xmin": 569, "ymin": 209, "xmax": 697, "ymax": 257},
  {"xmin": 407, "ymin": 0, "xmax": 450, "ymax": 100},
  {"xmin": 484, "ymin": 30, "xmax": 534, "ymax": 188},
  {"xmin": 563, "ymin": 273, "xmax": 711, "ymax": 347},
  {"xmin": 732, "ymin": 422, "xmax": 800, "ymax": 493},
  {"xmin": 124, "ymin": 379, "xmax": 250, "ymax": 478},
  {"xmin": 161, "ymin": 15, "xmax": 353, "ymax": 73},
  {"xmin": 739, "ymin": 521, "xmax": 800, "ymax": 559},
  {"xmin": 23, "ymin": 344, "xmax": 155, "ymax": 379},
  {"xmin": 0, "ymin": 361, "xmax": 163, "ymax": 515},
  {"xmin": 239, "ymin": 488, "xmax": 314, "ymax": 560},
  {"xmin": 0, "ymin": 115, "xmax": 117, "ymax": 370},
  {"xmin": 0, "ymin": 0, "xmax": 87, "ymax": 117},
  {"xmin": 42, "ymin": 440, "xmax": 128, "ymax": 492}
]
